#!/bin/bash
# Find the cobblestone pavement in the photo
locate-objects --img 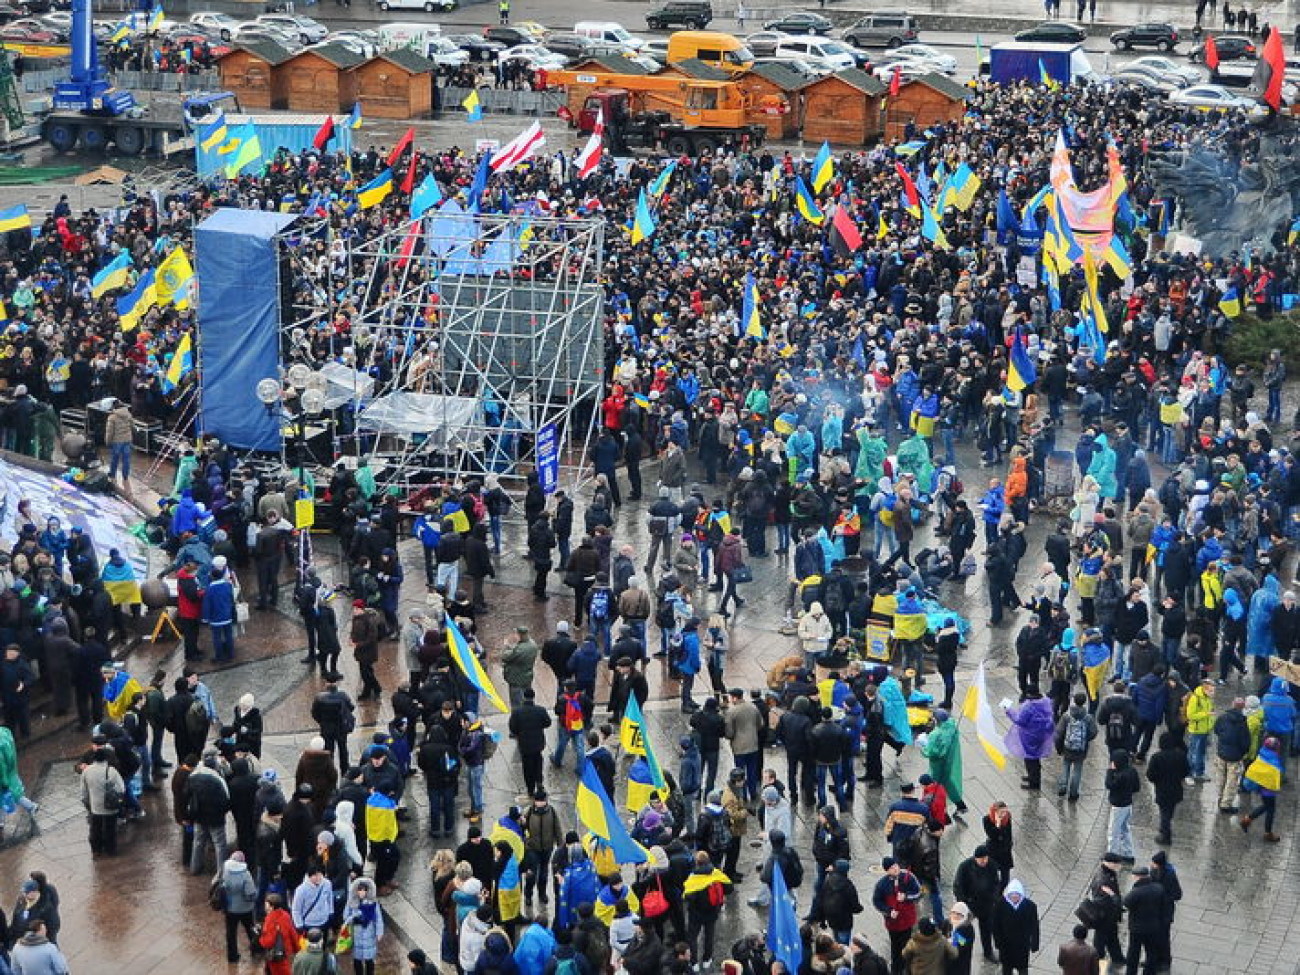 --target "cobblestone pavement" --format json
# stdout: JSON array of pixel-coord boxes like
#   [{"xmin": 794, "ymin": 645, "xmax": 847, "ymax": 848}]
[{"xmin": 0, "ymin": 406, "xmax": 1297, "ymax": 975}]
